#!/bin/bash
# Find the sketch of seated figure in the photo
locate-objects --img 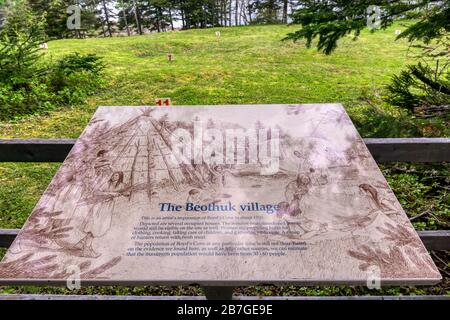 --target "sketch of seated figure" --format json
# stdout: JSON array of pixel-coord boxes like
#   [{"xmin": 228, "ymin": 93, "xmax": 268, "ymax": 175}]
[
  {"xmin": 187, "ymin": 189, "xmax": 204, "ymax": 204},
  {"xmin": 277, "ymin": 174, "xmax": 311, "ymax": 219},
  {"xmin": 73, "ymin": 172, "xmax": 130, "ymax": 258},
  {"xmin": 333, "ymin": 183, "xmax": 401, "ymax": 234},
  {"xmin": 186, "ymin": 188, "xmax": 217, "ymax": 205},
  {"xmin": 359, "ymin": 184, "xmax": 399, "ymax": 217},
  {"xmin": 277, "ymin": 200, "xmax": 328, "ymax": 239}
]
